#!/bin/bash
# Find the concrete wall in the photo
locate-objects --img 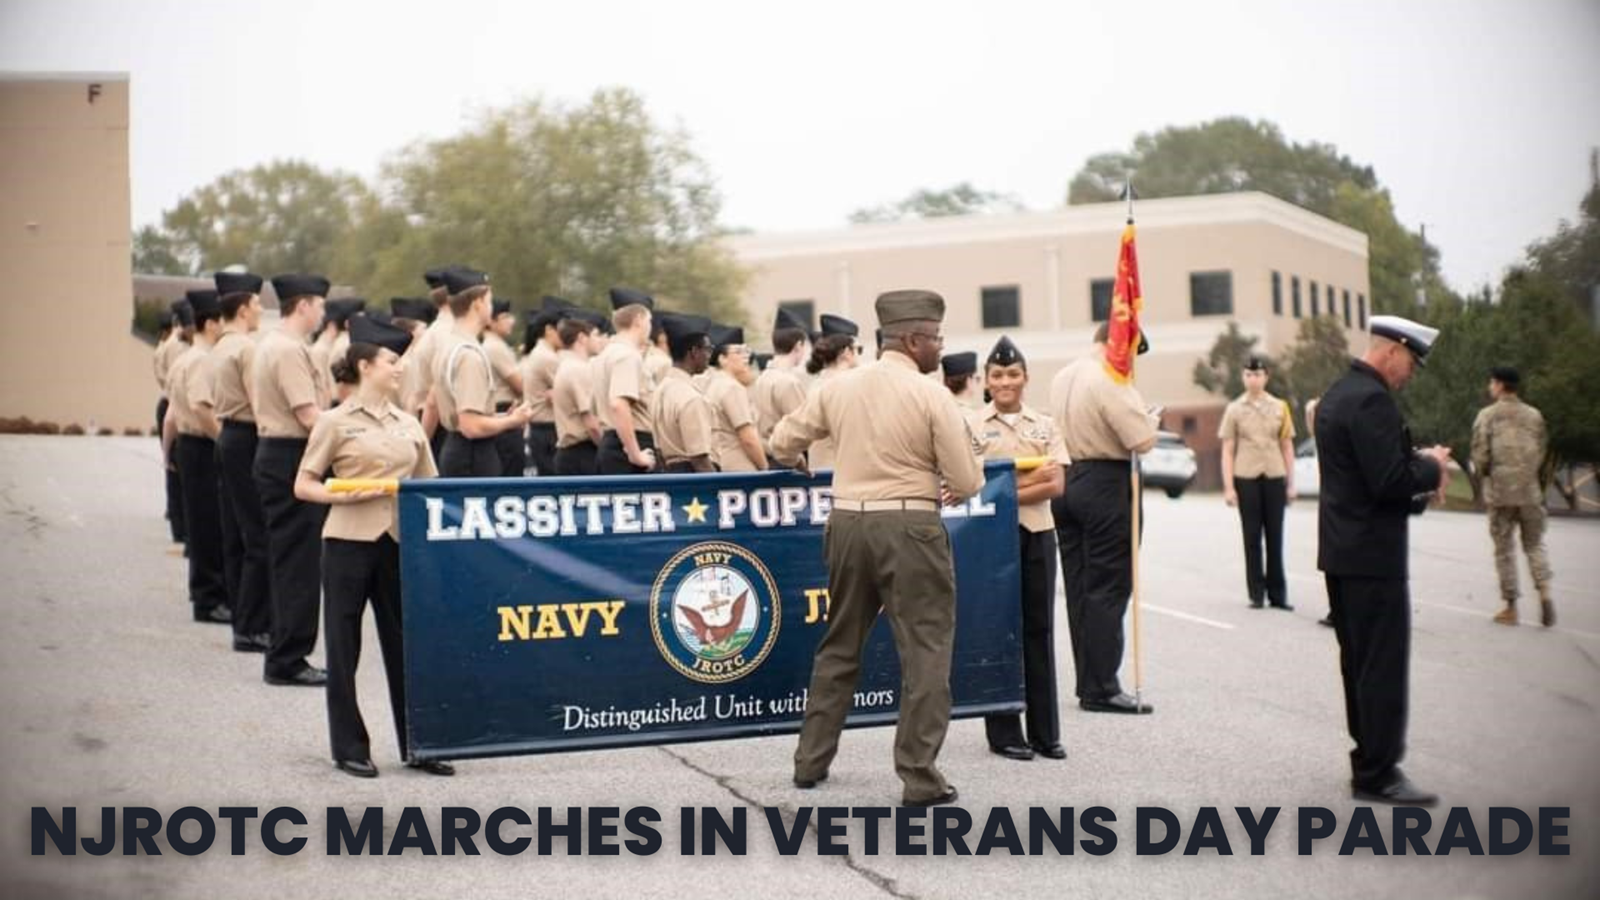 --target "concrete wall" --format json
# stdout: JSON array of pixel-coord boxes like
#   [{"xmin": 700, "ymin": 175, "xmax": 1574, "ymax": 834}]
[{"xmin": 0, "ymin": 74, "xmax": 147, "ymax": 432}]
